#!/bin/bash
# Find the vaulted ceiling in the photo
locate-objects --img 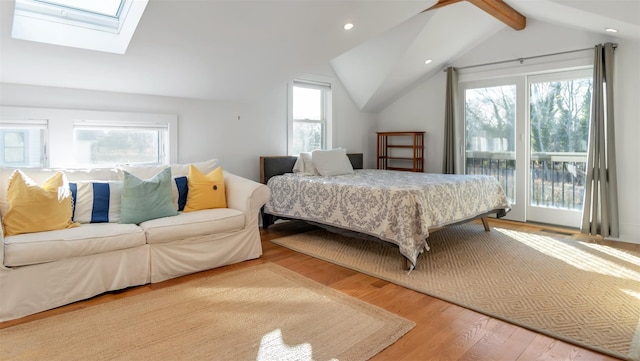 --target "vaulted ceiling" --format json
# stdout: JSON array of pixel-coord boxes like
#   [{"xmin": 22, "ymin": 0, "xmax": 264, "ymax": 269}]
[{"xmin": 1, "ymin": 1, "xmax": 638, "ymax": 111}]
